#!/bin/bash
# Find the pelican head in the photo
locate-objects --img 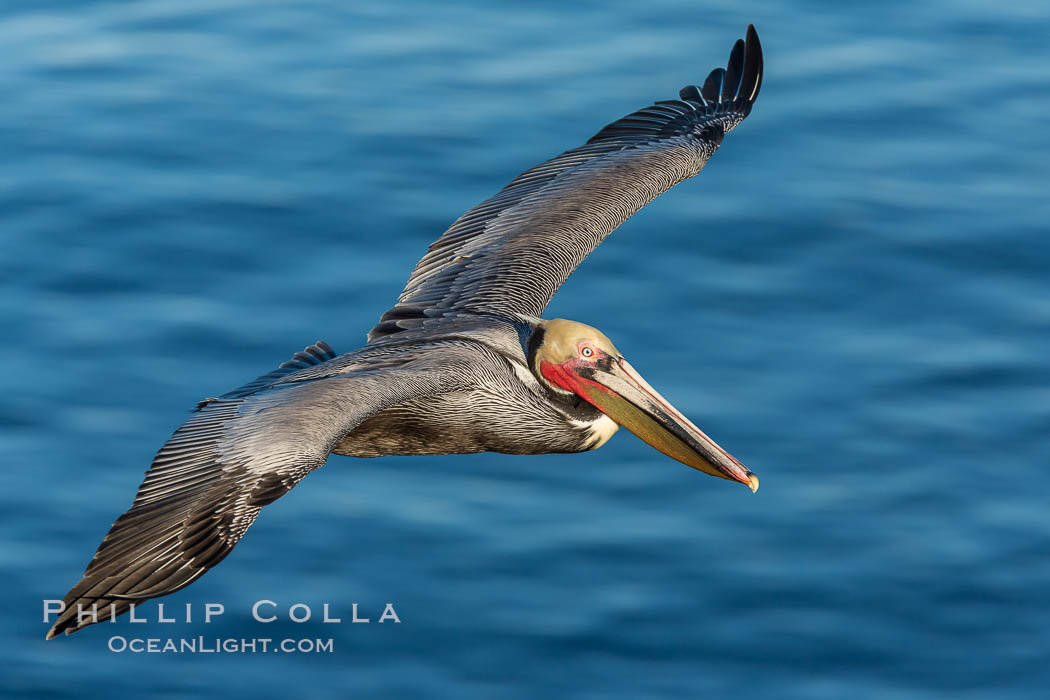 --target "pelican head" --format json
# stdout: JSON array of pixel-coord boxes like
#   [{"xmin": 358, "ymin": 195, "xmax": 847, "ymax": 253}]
[{"xmin": 530, "ymin": 318, "xmax": 758, "ymax": 492}]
